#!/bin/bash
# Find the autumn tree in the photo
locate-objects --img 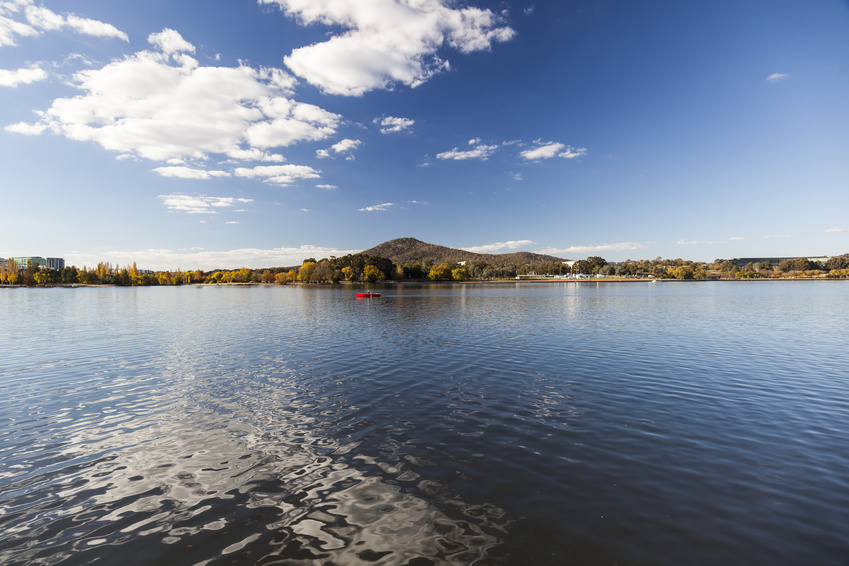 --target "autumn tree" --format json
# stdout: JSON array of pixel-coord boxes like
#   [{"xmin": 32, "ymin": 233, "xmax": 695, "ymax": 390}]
[
  {"xmin": 363, "ymin": 264, "xmax": 384, "ymax": 283},
  {"xmin": 428, "ymin": 264, "xmax": 452, "ymax": 280}
]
